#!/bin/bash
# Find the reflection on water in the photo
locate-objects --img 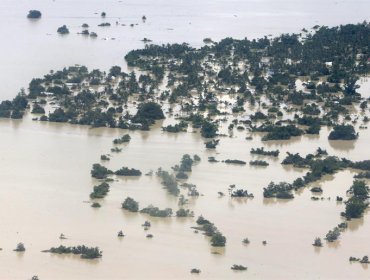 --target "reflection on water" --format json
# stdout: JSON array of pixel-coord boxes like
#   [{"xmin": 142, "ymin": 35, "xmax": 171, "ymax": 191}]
[{"xmin": 329, "ymin": 139, "xmax": 356, "ymax": 151}]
